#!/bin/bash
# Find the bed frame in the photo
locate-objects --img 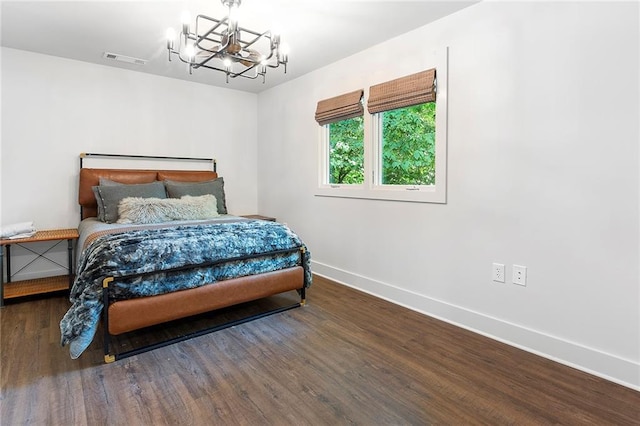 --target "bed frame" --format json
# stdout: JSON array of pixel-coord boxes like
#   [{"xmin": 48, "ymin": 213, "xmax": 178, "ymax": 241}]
[{"xmin": 78, "ymin": 153, "xmax": 307, "ymax": 362}]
